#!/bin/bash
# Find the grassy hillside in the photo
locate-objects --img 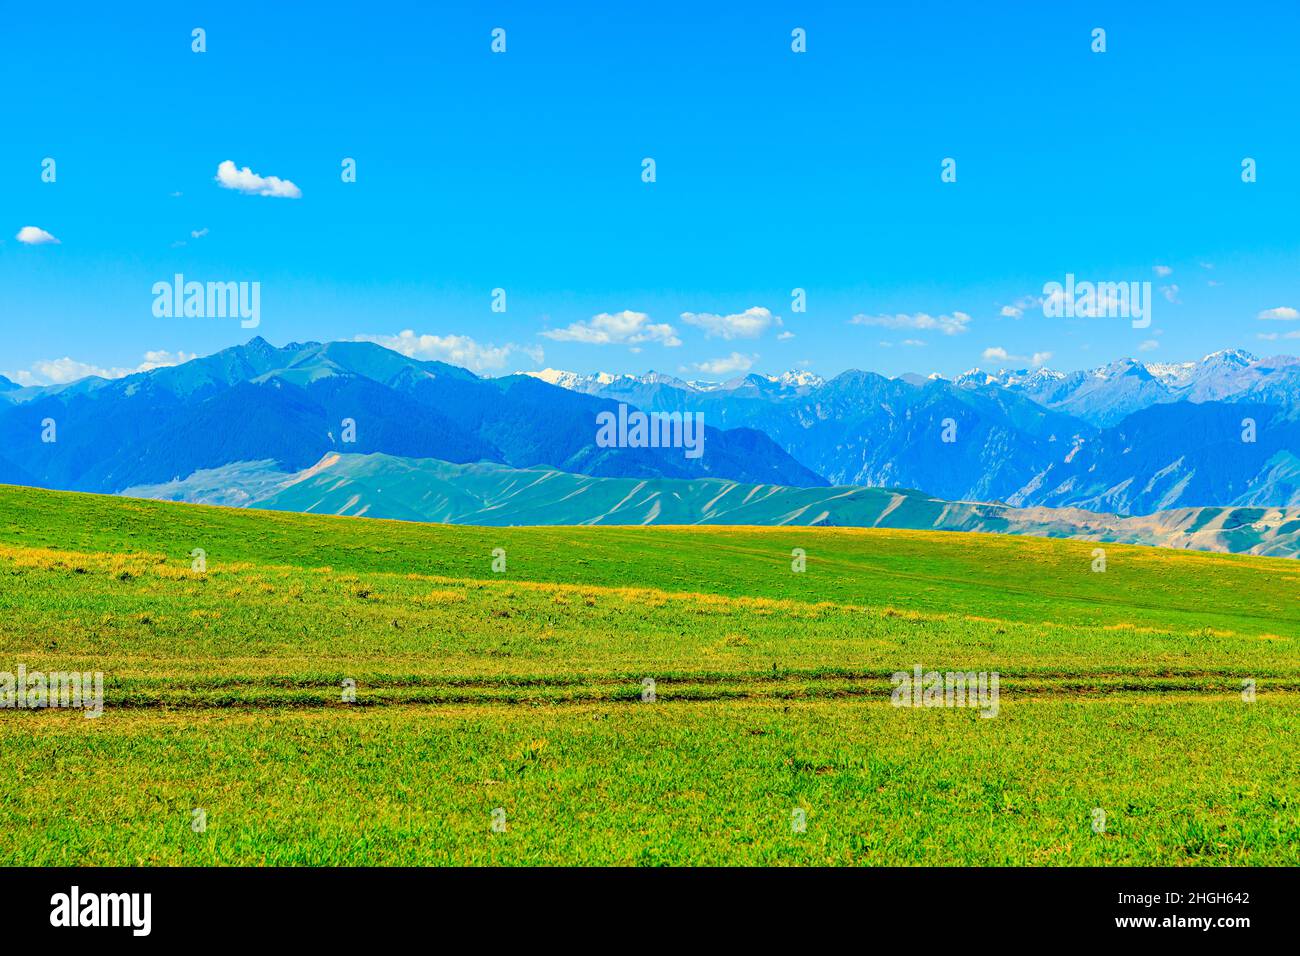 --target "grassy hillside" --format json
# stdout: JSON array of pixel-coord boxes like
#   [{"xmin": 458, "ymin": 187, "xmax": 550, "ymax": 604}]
[
  {"xmin": 123, "ymin": 452, "xmax": 1300, "ymax": 557},
  {"xmin": 1, "ymin": 483, "xmax": 1297, "ymax": 864}
]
